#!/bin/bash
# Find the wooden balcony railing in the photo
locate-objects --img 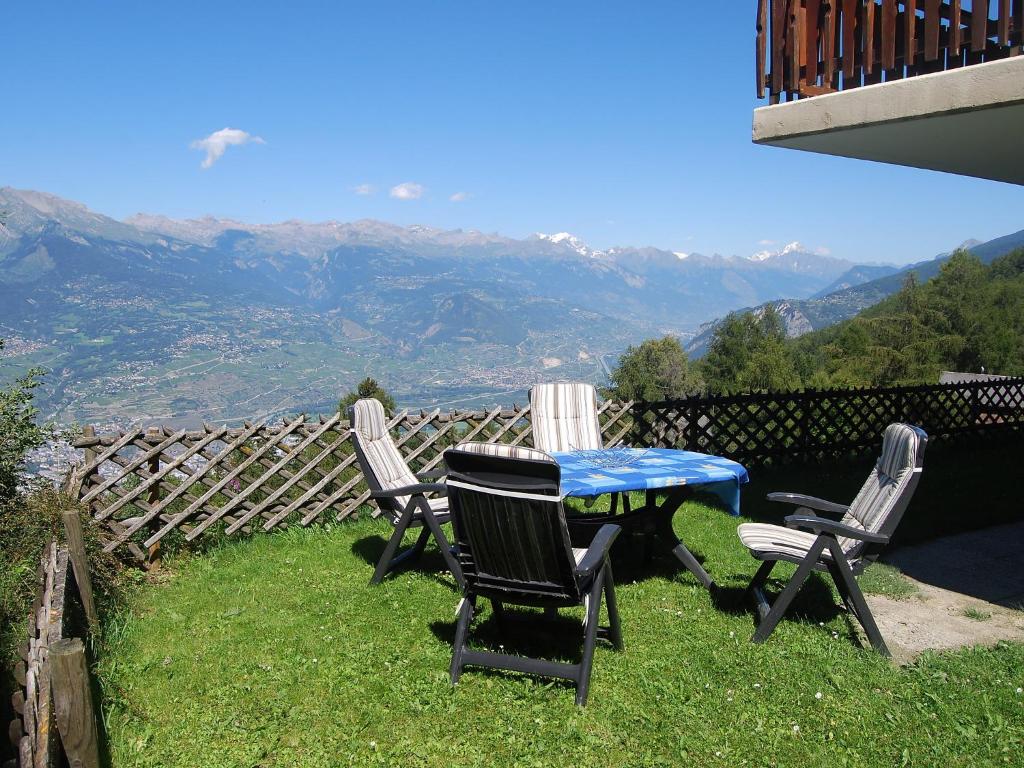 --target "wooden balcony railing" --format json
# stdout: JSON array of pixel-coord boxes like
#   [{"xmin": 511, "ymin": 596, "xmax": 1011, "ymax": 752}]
[{"xmin": 757, "ymin": 0, "xmax": 1023, "ymax": 103}]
